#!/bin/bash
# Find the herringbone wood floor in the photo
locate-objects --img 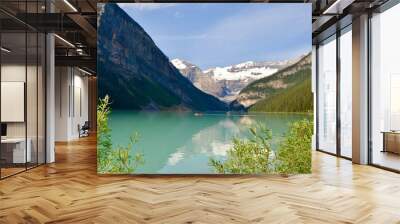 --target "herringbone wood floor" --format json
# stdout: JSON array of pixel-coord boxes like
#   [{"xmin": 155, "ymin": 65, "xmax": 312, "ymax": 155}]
[{"xmin": 1, "ymin": 136, "xmax": 400, "ymax": 224}]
